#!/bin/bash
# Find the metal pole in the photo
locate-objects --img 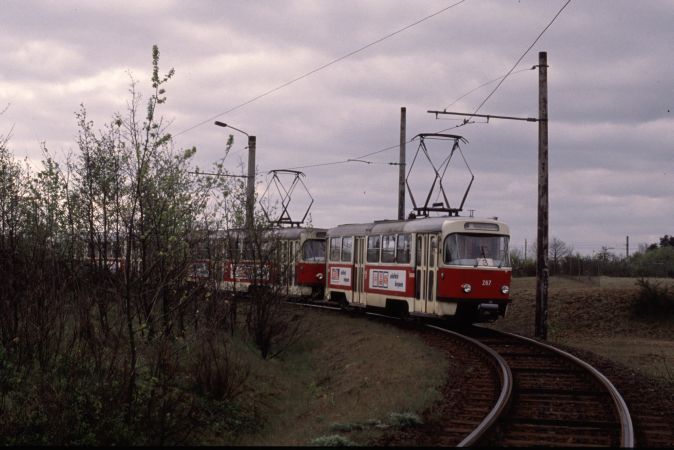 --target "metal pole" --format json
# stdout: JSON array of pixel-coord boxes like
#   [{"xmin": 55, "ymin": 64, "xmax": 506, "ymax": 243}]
[
  {"xmin": 398, "ymin": 107, "xmax": 407, "ymax": 220},
  {"xmin": 535, "ymin": 51, "xmax": 549, "ymax": 340},
  {"xmin": 246, "ymin": 135, "xmax": 256, "ymax": 230}
]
